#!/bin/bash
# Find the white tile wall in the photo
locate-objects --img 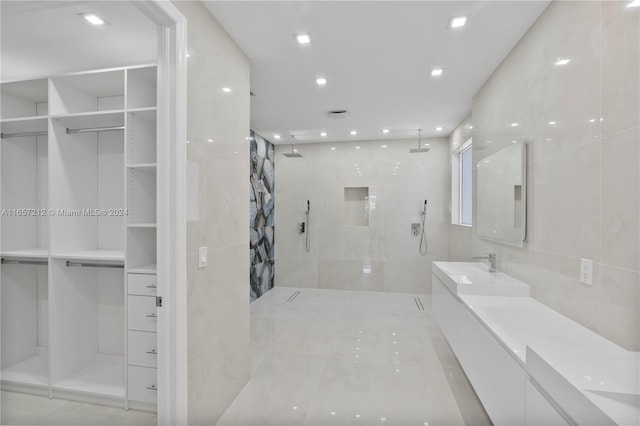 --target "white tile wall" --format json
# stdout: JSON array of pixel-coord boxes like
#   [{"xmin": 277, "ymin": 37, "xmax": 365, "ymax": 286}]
[
  {"xmin": 275, "ymin": 138, "xmax": 450, "ymax": 294},
  {"xmin": 449, "ymin": 1, "xmax": 640, "ymax": 350},
  {"xmin": 173, "ymin": 1, "xmax": 251, "ymax": 423}
]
